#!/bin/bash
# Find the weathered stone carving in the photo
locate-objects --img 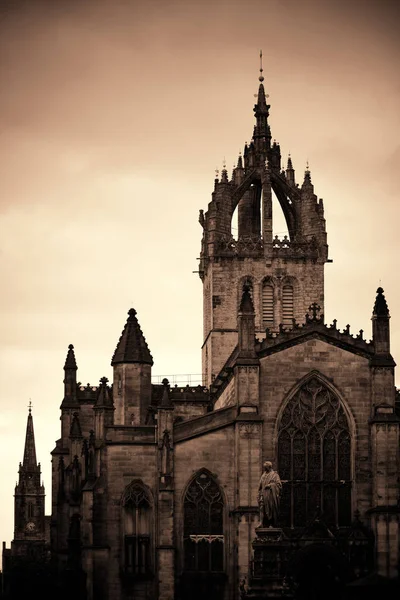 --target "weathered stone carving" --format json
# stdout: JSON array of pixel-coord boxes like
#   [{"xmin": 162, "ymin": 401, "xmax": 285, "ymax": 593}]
[{"xmin": 258, "ymin": 461, "xmax": 282, "ymax": 527}]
